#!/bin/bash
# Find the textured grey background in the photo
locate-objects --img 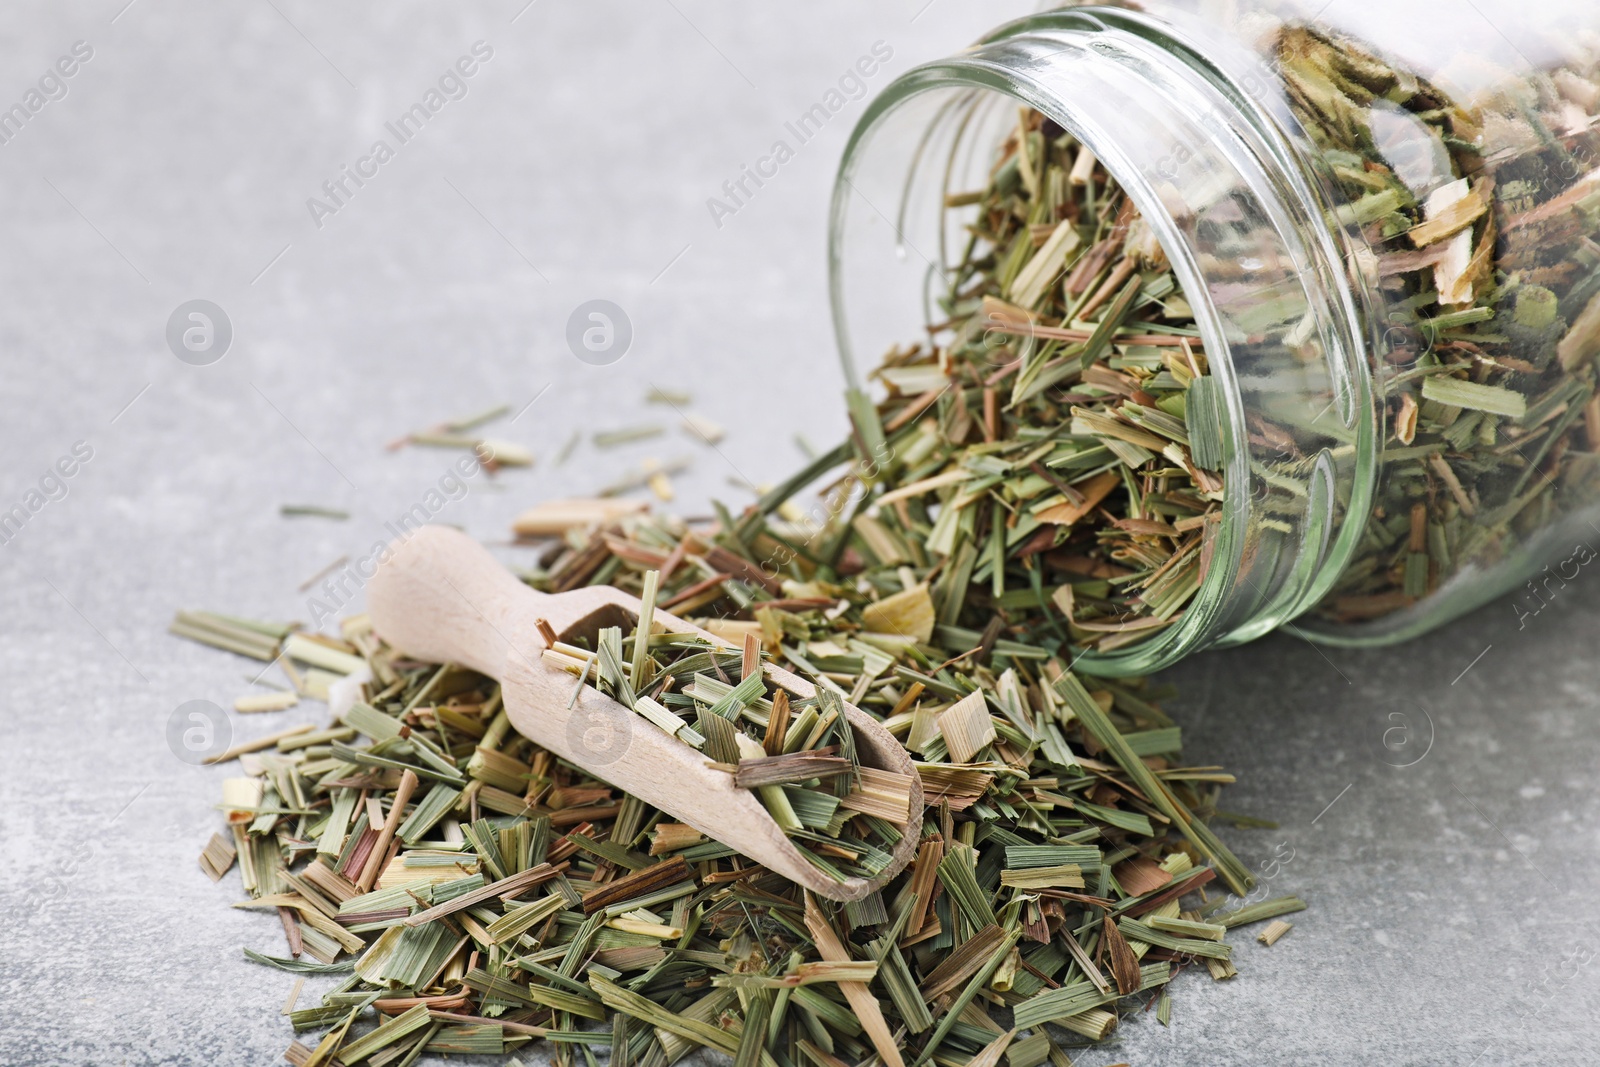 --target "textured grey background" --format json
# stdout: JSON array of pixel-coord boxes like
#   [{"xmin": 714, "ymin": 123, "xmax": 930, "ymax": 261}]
[{"xmin": 1, "ymin": 2, "xmax": 1597, "ymax": 1065}]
